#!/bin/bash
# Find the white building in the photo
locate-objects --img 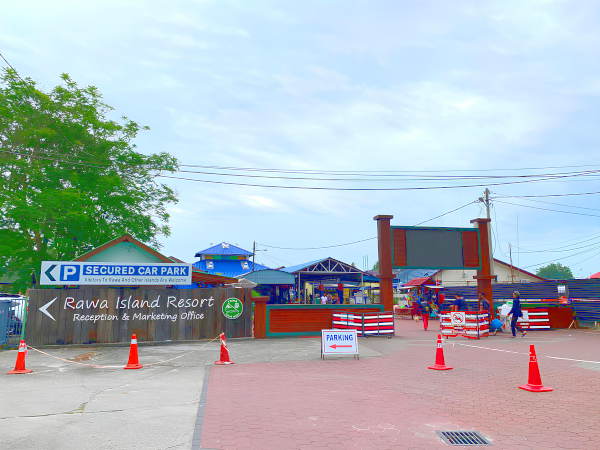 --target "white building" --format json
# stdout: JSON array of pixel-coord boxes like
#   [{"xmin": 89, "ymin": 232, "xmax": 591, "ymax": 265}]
[{"xmin": 431, "ymin": 258, "xmax": 545, "ymax": 287}]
